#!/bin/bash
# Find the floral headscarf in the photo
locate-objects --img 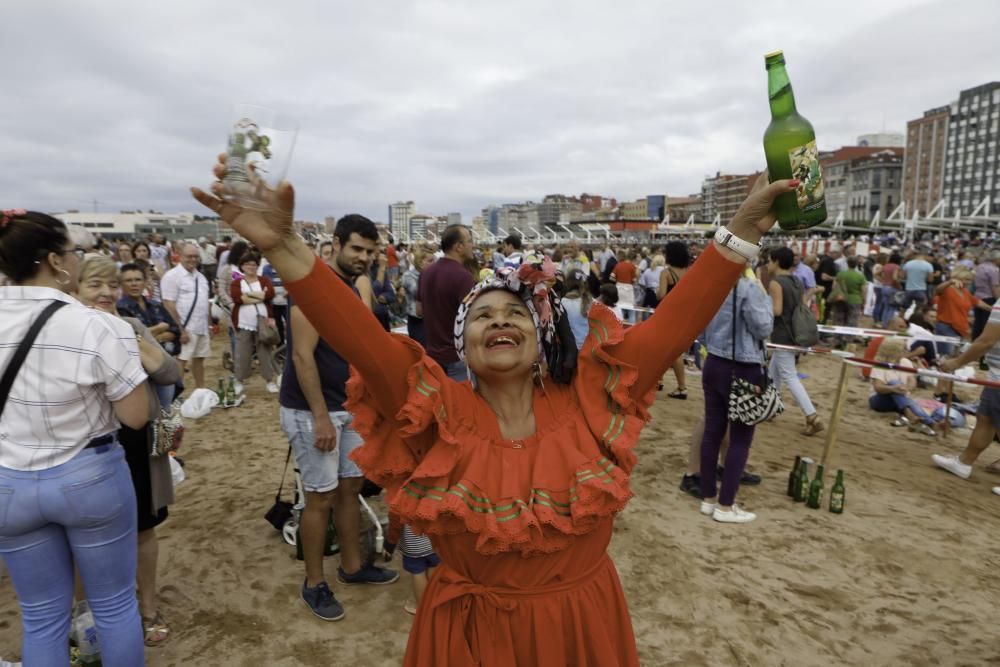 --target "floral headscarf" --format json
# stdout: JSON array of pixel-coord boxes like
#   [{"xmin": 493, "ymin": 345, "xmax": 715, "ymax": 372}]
[{"xmin": 453, "ymin": 256, "xmax": 578, "ymax": 384}]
